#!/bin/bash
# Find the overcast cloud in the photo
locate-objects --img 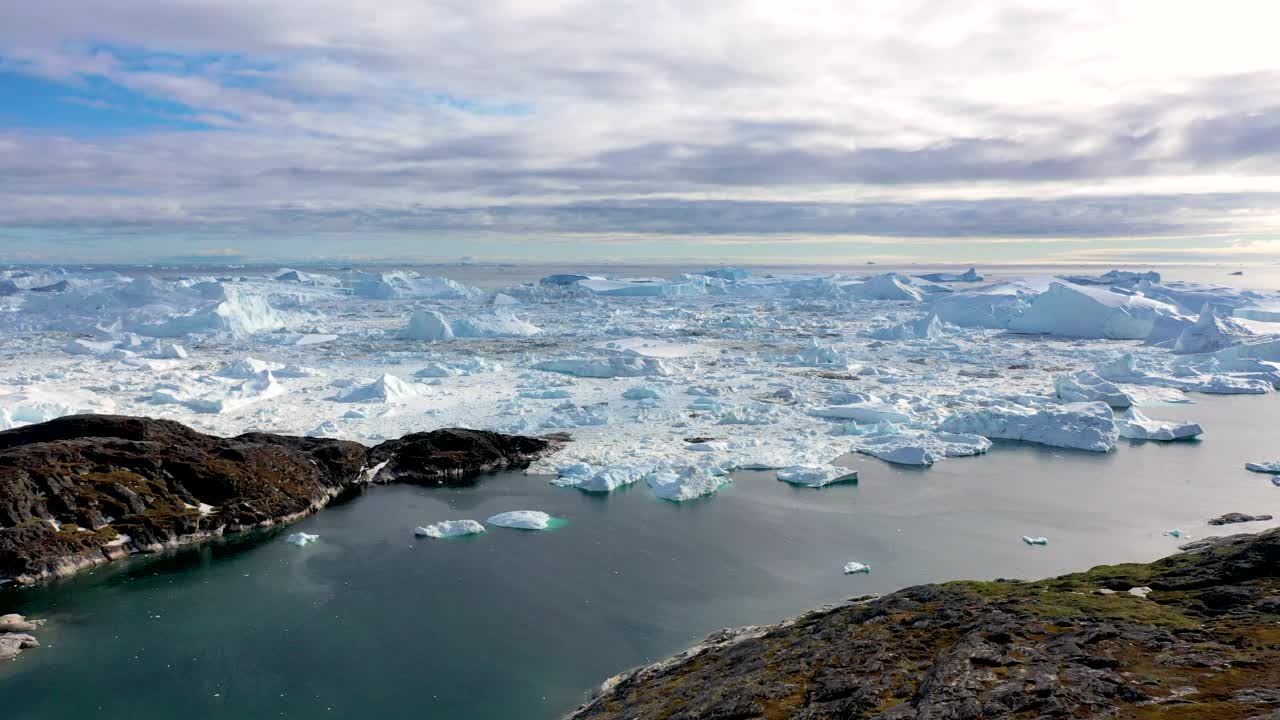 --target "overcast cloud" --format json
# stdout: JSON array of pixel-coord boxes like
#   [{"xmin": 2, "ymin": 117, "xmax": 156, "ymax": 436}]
[{"xmin": 1, "ymin": 1, "xmax": 1278, "ymax": 262}]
